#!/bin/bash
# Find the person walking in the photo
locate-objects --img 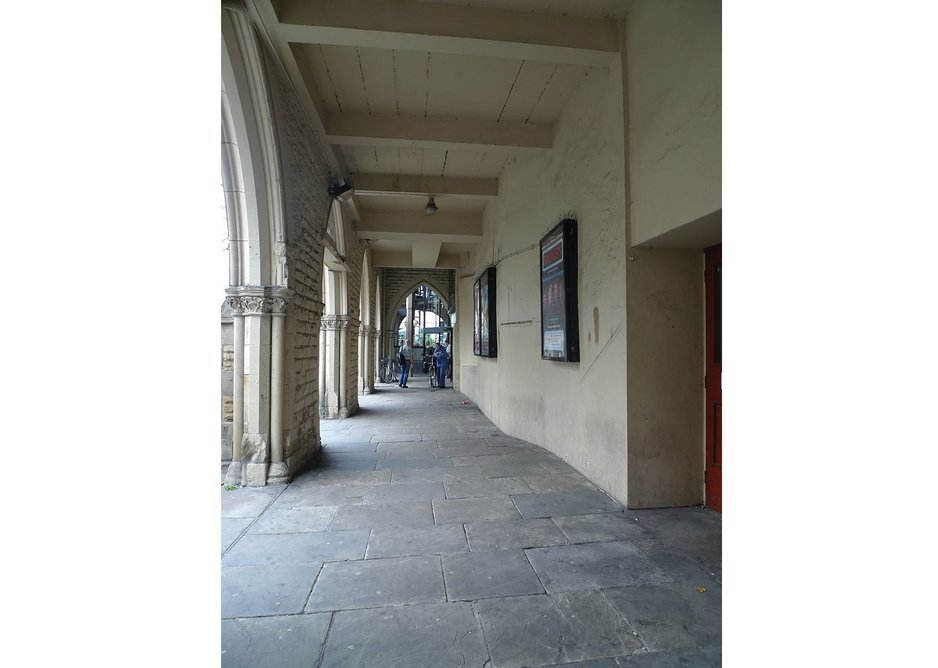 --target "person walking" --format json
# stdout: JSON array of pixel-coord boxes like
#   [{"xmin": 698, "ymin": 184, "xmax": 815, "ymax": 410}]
[
  {"xmin": 399, "ymin": 339, "xmax": 413, "ymax": 388},
  {"xmin": 433, "ymin": 341, "xmax": 449, "ymax": 389}
]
